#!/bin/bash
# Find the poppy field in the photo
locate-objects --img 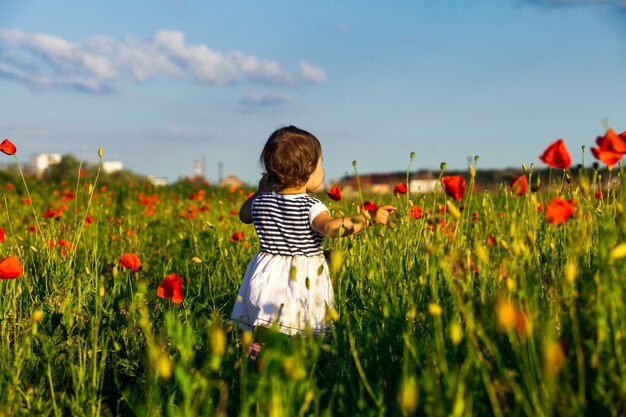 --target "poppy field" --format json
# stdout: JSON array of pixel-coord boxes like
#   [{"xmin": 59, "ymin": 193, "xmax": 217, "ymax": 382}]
[{"xmin": 1, "ymin": 131, "xmax": 626, "ymax": 417}]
